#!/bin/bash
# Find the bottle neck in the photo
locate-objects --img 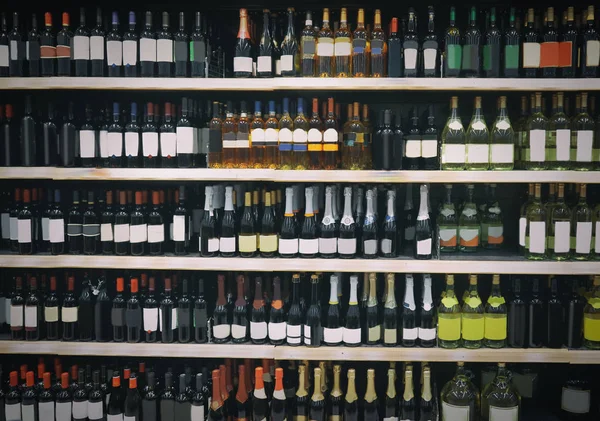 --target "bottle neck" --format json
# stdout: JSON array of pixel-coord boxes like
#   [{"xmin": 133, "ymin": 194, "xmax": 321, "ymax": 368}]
[
  {"xmin": 310, "ymin": 280, "xmax": 319, "ymax": 305},
  {"xmin": 342, "ymin": 192, "xmax": 352, "ymax": 217},
  {"xmin": 421, "ymin": 371, "xmax": 432, "ymax": 401},
  {"xmin": 204, "ymin": 189, "xmax": 213, "ymax": 212},
  {"xmin": 386, "ymin": 193, "xmax": 395, "ymax": 218},
  {"xmin": 367, "ymin": 276, "xmax": 377, "ymax": 306},
  {"xmin": 403, "ymin": 371, "xmax": 414, "ymax": 401},
  {"xmin": 292, "ymin": 280, "xmax": 301, "ymax": 304},
  {"xmin": 349, "ymin": 278, "xmax": 358, "ymax": 305},
  {"xmin": 404, "ymin": 278, "xmax": 415, "ymax": 309},
  {"xmin": 386, "ymin": 370, "xmax": 396, "ymax": 398},
  {"xmin": 346, "ymin": 373, "xmax": 357, "ymax": 402},
  {"xmin": 364, "ymin": 372, "xmax": 376, "ymax": 403},
  {"xmin": 417, "ymin": 187, "xmax": 429, "ymax": 220},
  {"xmin": 384, "ymin": 278, "xmax": 396, "ymax": 308},
  {"xmin": 284, "ymin": 190, "xmax": 294, "ymax": 216},
  {"xmin": 304, "ymin": 191, "xmax": 314, "ymax": 216},
  {"xmin": 329, "ymin": 278, "xmax": 339, "ymax": 304},
  {"xmin": 224, "ymin": 189, "xmax": 233, "ymax": 211},
  {"xmin": 323, "ymin": 191, "xmax": 333, "ymax": 219},
  {"xmin": 423, "ymin": 277, "xmax": 433, "ymax": 306}
]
